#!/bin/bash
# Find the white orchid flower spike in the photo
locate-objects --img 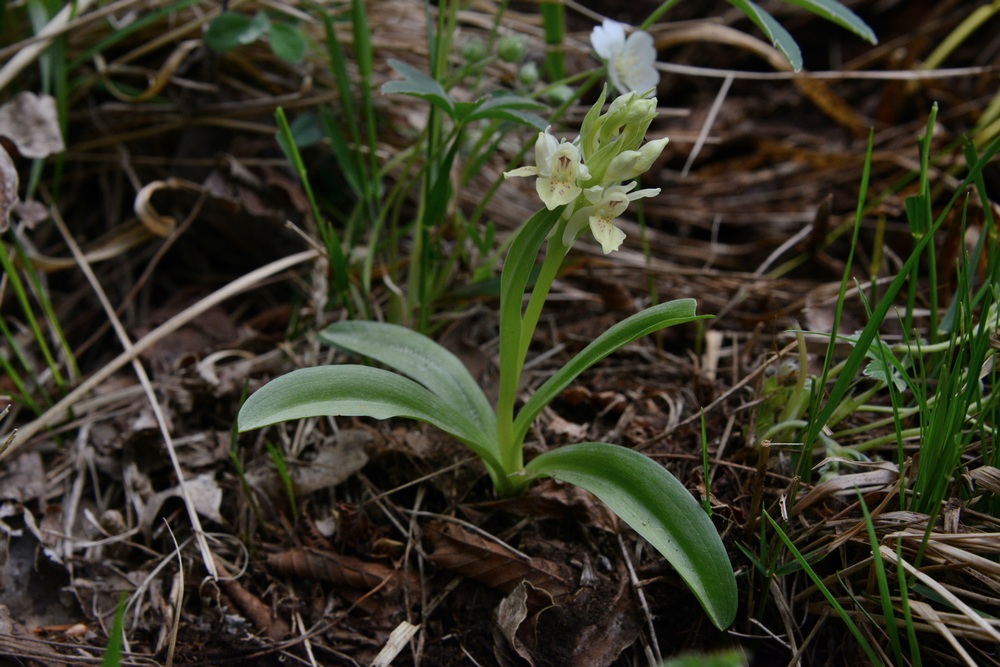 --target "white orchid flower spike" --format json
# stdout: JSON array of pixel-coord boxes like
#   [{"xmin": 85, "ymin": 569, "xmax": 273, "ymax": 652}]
[{"xmin": 591, "ymin": 19, "xmax": 660, "ymax": 98}]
